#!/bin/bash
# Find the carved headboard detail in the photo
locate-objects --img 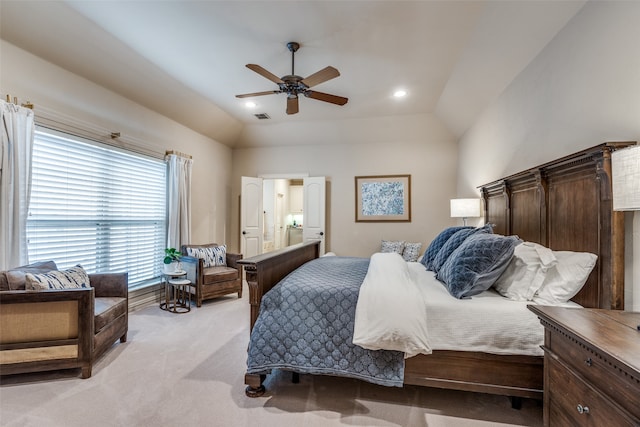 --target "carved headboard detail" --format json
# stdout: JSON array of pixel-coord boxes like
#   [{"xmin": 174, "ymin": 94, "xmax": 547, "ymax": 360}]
[{"xmin": 479, "ymin": 142, "xmax": 636, "ymax": 310}]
